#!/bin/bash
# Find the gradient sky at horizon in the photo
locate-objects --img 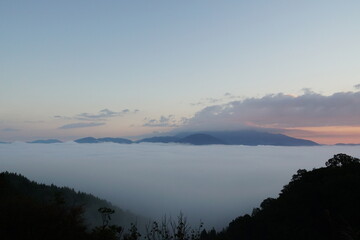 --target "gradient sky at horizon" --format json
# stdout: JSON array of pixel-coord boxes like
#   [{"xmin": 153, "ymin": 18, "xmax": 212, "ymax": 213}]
[{"xmin": 1, "ymin": 1, "xmax": 360, "ymax": 144}]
